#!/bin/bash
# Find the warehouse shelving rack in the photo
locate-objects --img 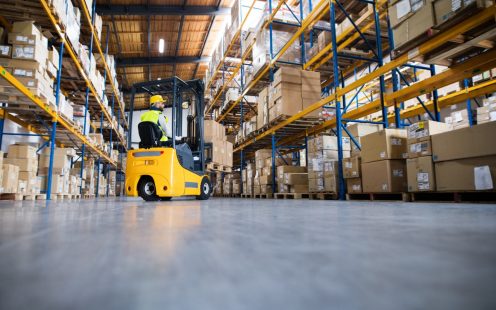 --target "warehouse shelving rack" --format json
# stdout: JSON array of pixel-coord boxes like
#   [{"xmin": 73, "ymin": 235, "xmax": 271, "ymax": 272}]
[
  {"xmin": 0, "ymin": 0, "xmax": 129, "ymax": 199},
  {"xmin": 207, "ymin": 0, "xmax": 496, "ymax": 199}
]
